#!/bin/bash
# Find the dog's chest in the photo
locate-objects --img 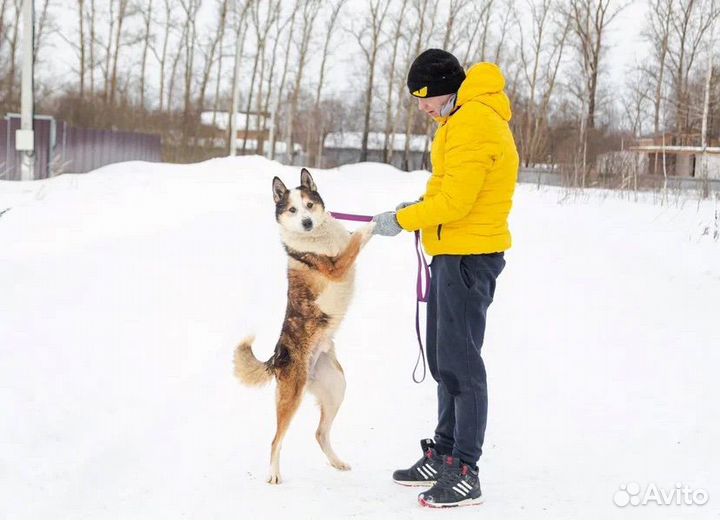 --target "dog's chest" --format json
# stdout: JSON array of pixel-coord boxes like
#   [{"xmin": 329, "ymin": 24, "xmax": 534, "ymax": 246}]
[{"xmin": 315, "ymin": 273, "xmax": 355, "ymax": 321}]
